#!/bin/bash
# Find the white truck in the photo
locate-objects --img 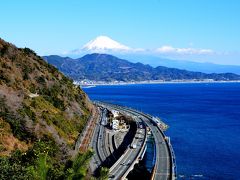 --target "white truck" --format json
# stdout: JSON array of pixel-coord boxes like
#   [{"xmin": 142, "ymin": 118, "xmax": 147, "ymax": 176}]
[{"xmin": 131, "ymin": 143, "xmax": 137, "ymax": 149}]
